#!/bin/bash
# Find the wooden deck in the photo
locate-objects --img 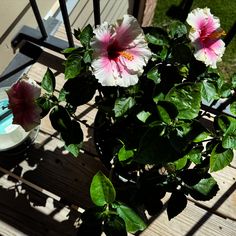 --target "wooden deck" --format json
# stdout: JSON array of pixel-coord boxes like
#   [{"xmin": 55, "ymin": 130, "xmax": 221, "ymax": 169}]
[{"xmin": 0, "ymin": 2, "xmax": 236, "ymax": 235}]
